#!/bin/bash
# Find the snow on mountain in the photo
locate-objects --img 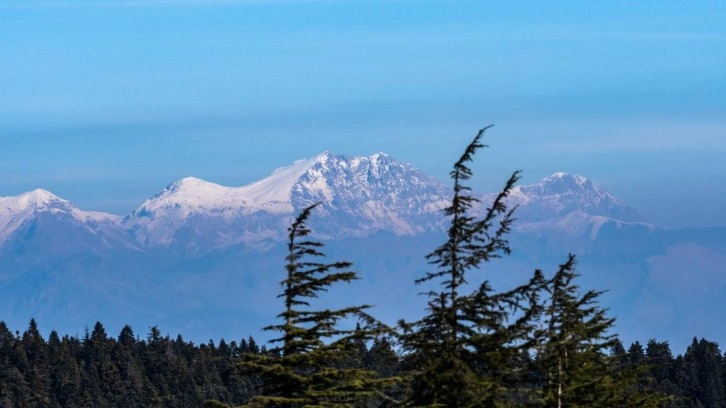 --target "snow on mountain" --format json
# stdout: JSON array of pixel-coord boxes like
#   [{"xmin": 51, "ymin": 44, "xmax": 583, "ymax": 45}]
[
  {"xmin": 0, "ymin": 159, "xmax": 650, "ymax": 253},
  {"xmin": 242, "ymin": 155, "xmax": 321, "ymax": 211},
  {"xmin": 131, "ymin": 155, "xmax": 320, "ymax": 219},
  {"xmin": 121, "ymin": 155, "xmax": 653, "ymax": 251},
  {"xmin": 0, "ymin": 189, "xmax": 121, "ymax": 246},
  {"xmin": 504, "ymin": 172, "xmax": 645, "ymax": 223},
  {"xmin": 123, "ymin": 152, "xmax": 452, "ymax": 249},
  {"xmin": 288, "ymin": 152, "xmax": 451, "ymax": 235},
  {"xmin": 485, "ymin": 172, "xmax": 652, "ymax": 244}
]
